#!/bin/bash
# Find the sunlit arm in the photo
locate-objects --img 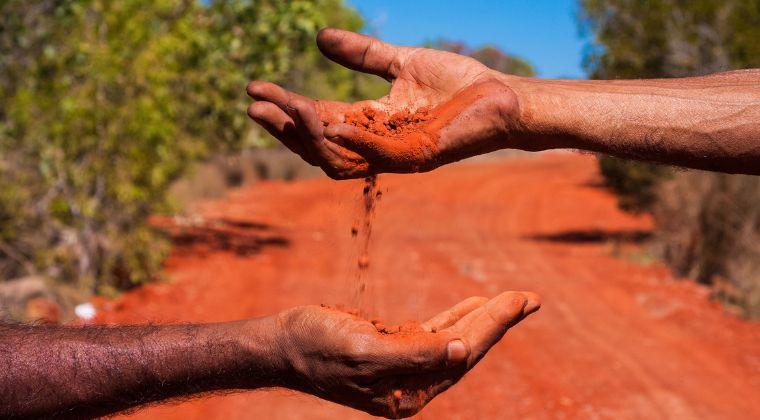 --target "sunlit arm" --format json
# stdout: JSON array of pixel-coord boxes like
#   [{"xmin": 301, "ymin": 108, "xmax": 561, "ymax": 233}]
[
  {"xmin": 247, "ymin": 29, "xmax": 759, "ymax": 178},
  {"xmin": 512, "ymin": 69, "xmax": 760, "ymax": 175}
]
